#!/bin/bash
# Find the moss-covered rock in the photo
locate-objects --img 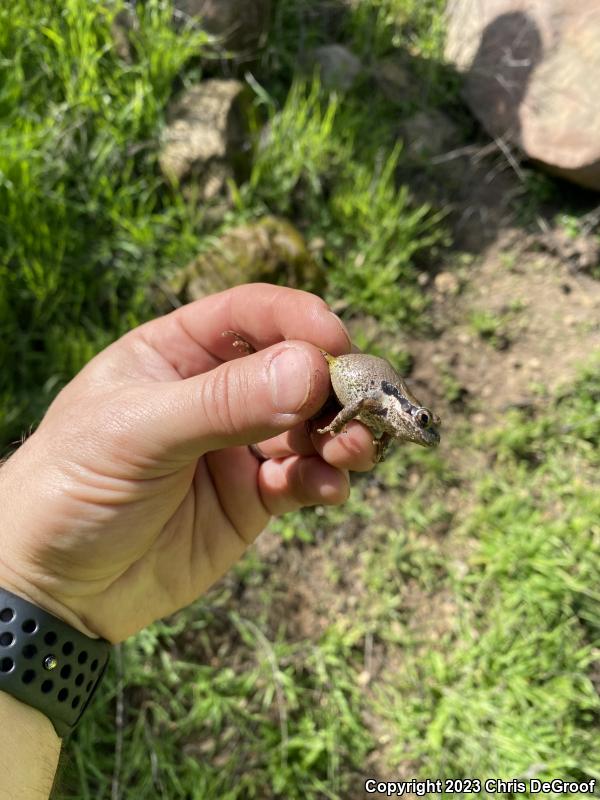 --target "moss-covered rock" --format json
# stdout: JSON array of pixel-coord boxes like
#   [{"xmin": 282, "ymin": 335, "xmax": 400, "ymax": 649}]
[{"xmin": 162, "ymin": 217, "xmax": 325, "ymax": 307}]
